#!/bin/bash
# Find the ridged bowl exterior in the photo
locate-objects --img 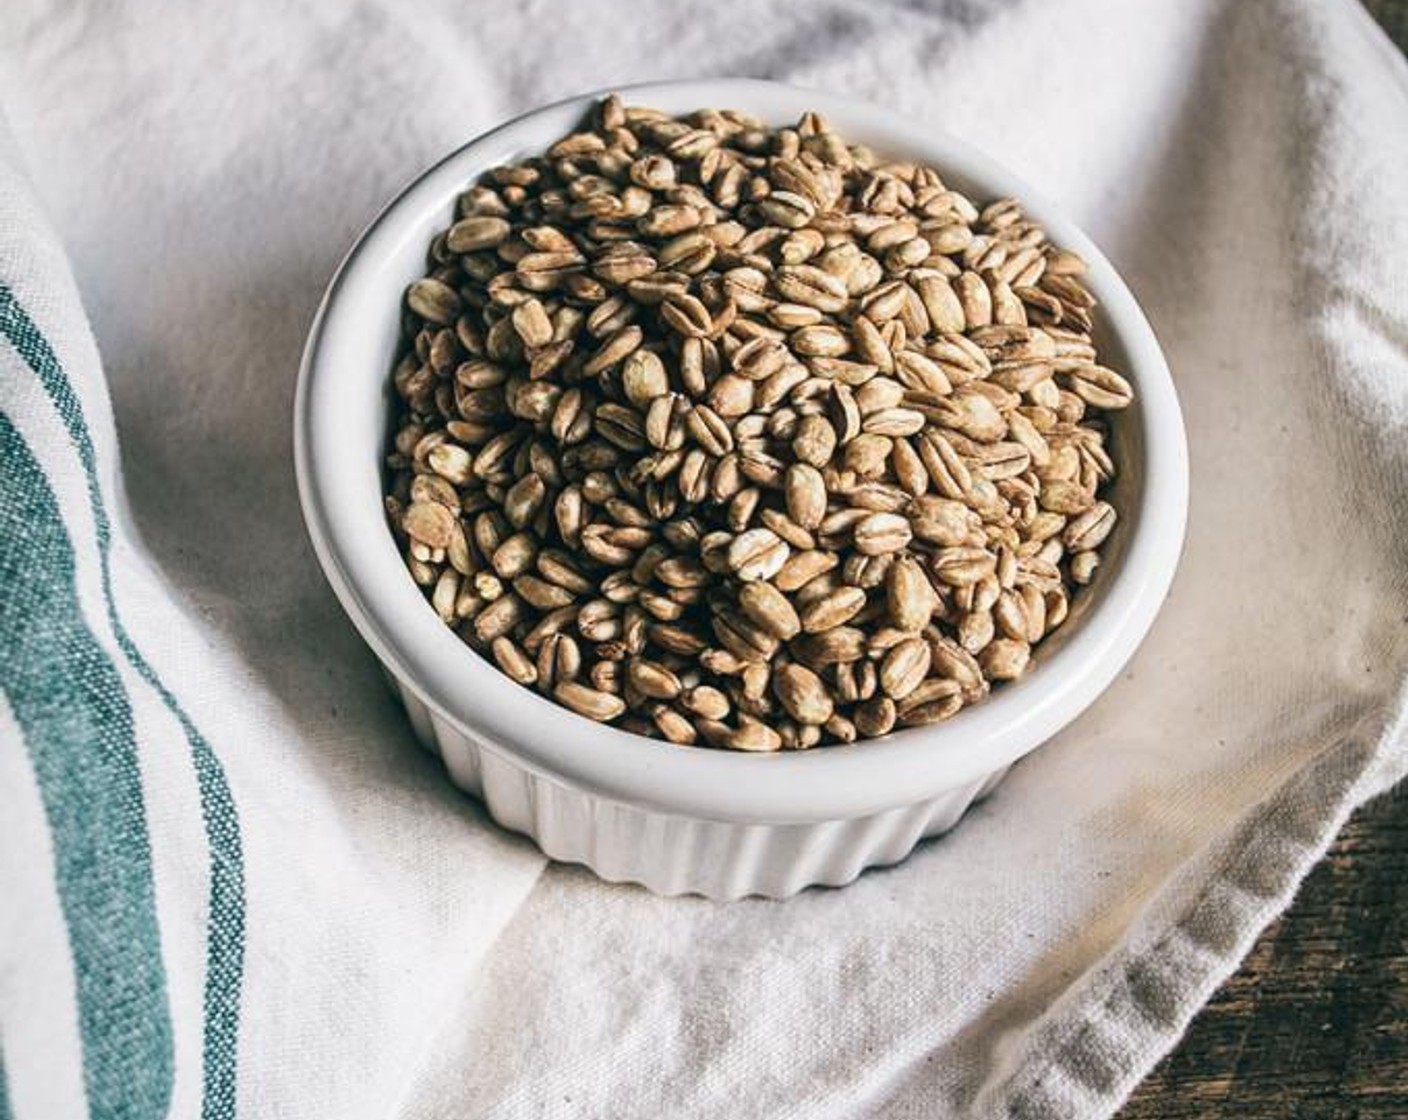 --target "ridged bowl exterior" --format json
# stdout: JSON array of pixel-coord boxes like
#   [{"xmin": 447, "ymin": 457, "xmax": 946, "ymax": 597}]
[{"xmin": 391, "ymin": 675, "xmax": 1009, "ymax": 899}]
